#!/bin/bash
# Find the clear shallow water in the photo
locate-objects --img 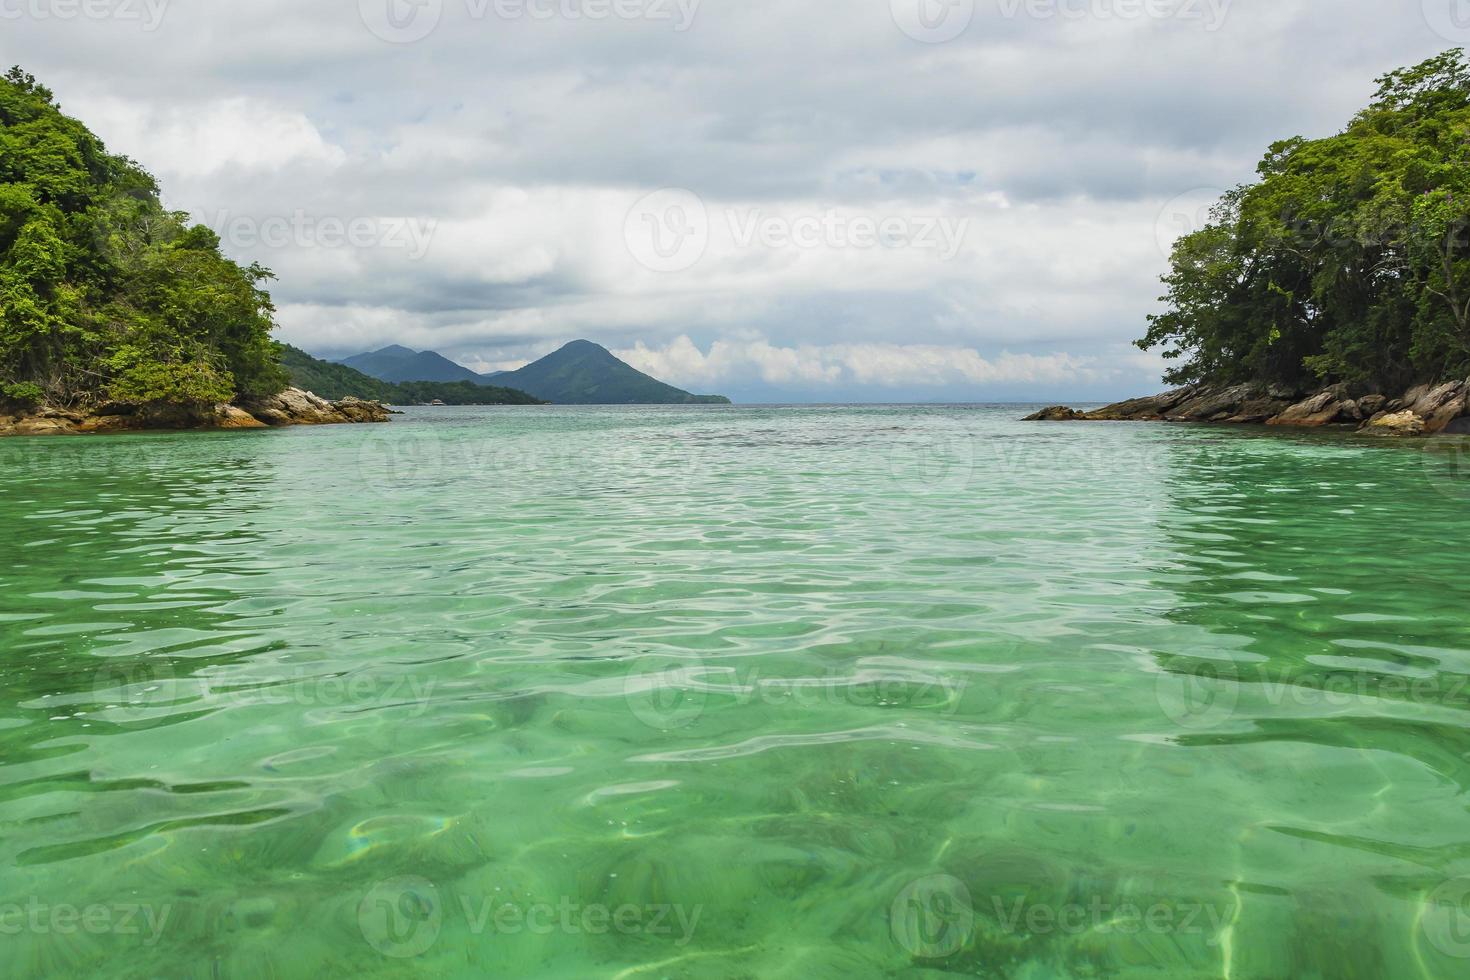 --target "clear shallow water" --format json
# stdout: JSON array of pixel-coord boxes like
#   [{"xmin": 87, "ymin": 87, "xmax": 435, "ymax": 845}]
[{"xmin": 2, "ymin": 405, "xmax": 1470, "ymax": 978}]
